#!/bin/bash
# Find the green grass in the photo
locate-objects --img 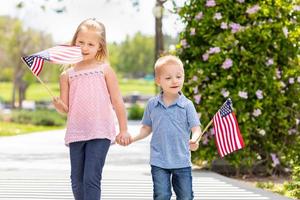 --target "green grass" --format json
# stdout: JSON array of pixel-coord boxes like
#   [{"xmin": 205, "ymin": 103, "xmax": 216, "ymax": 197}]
[
  {"xmin": 119, "ymin": 79, "xmax": 155, "ymax": 96},
  {"xmin": 0, "ymin": 82, "xmax": 12, "ymax": 102},
  {"xmin": 0, "ymin": 80, "xmax": 155, "ymax": 102},
  {"xmin": 0, "ymin": 121, "xmax": 63, "ymax": 136}
]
